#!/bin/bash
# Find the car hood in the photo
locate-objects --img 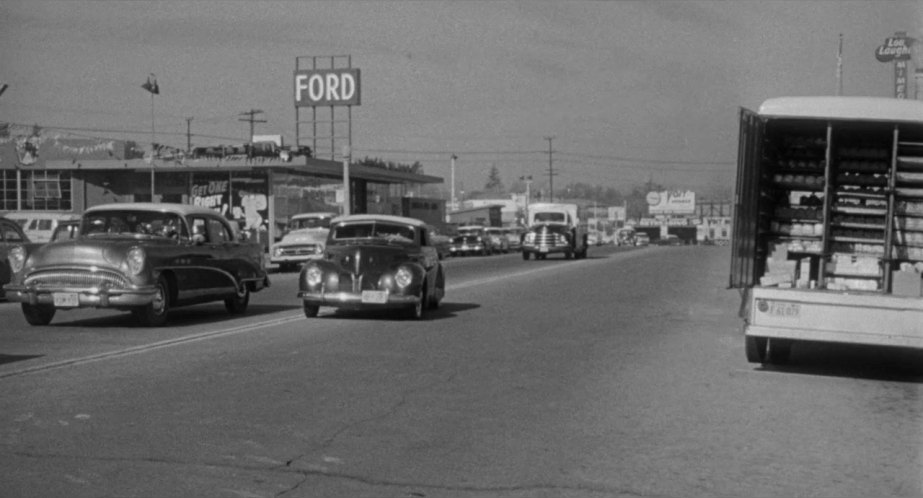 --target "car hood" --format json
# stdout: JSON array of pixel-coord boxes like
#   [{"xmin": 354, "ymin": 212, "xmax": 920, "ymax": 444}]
[
  {"xmin": 23, "ymin": 236, "xmax": 172, "ymax": 273},
  {"xmin": 321, "ymin": 243, "xmax": 414, "ymax": 274},
  {"xmin": 277, "ymin": 228, "xmax": 328, "ymax": 246}
]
